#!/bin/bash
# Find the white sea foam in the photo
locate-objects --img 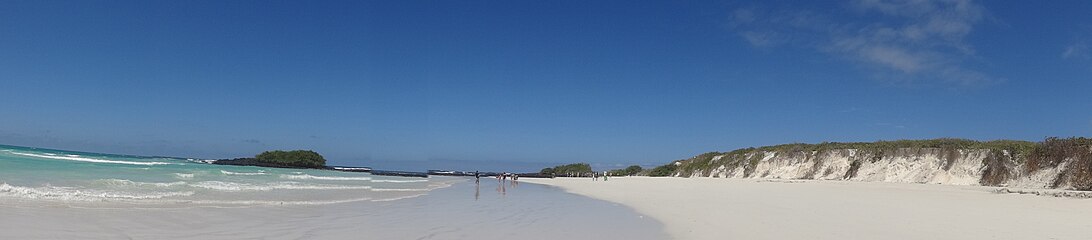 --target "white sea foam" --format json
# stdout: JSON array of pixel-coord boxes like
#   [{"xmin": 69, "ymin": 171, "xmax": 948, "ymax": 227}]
[
  {"xmin": 190, "ymin": 181, "xmax": 374, "ymax": 191},
  {"xmin": 280, "ymin": 174, "xmax": 372, "ymax": 181},
  {"xmin": 0, "ymin": 183, "xmax": 194, "ymax": 201},
  {"xmin": 371, "ymin": 193, "xmax": 428, "ymax": 202},
  {"xmin": 220, "ymin": 170, "xmax": 266, "ymax": 176},
  {"xmin": 98, "ymin": 179, "xmax": 188, "ymax": 188},
  {"xmin": 372, "ymin": 179, "xmax": 428, "ymax": 183},
  {"xmin": 174, "ymin": 173, "xmax": 195, "ymax": 179},
  {"xmin": 5, "ymin": 151, "xmax": 174, "ymax": 166},
  {"xmin": 184, "ymin": 197, "xmax": 375, "ymax": 206},
  {"xmin": 370, "ymin": 188, "xmax": 428, "ymax": 192}
]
